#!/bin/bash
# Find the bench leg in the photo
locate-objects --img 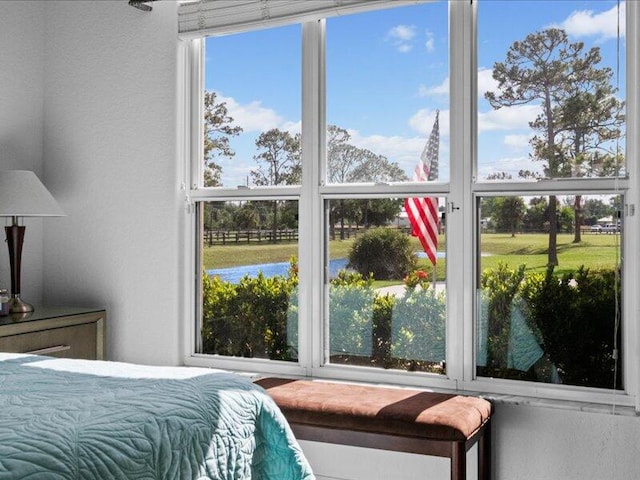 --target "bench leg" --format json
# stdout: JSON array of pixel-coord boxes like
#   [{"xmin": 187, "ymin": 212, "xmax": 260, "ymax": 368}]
[
  {"xmin": 478, "ymin": 420, "xmax": 491, "ymax": 480},
  {"xmin": 451, "ymin": 441, "xmax": 466, "ymax": 480}
]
